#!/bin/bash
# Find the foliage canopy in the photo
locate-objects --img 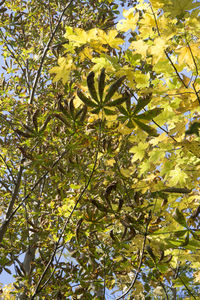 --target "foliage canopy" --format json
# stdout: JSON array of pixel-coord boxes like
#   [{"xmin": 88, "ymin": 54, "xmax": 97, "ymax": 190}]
[{"xmin": 1, "ymin": 0, "xmax": 200, "ymax": 299}]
